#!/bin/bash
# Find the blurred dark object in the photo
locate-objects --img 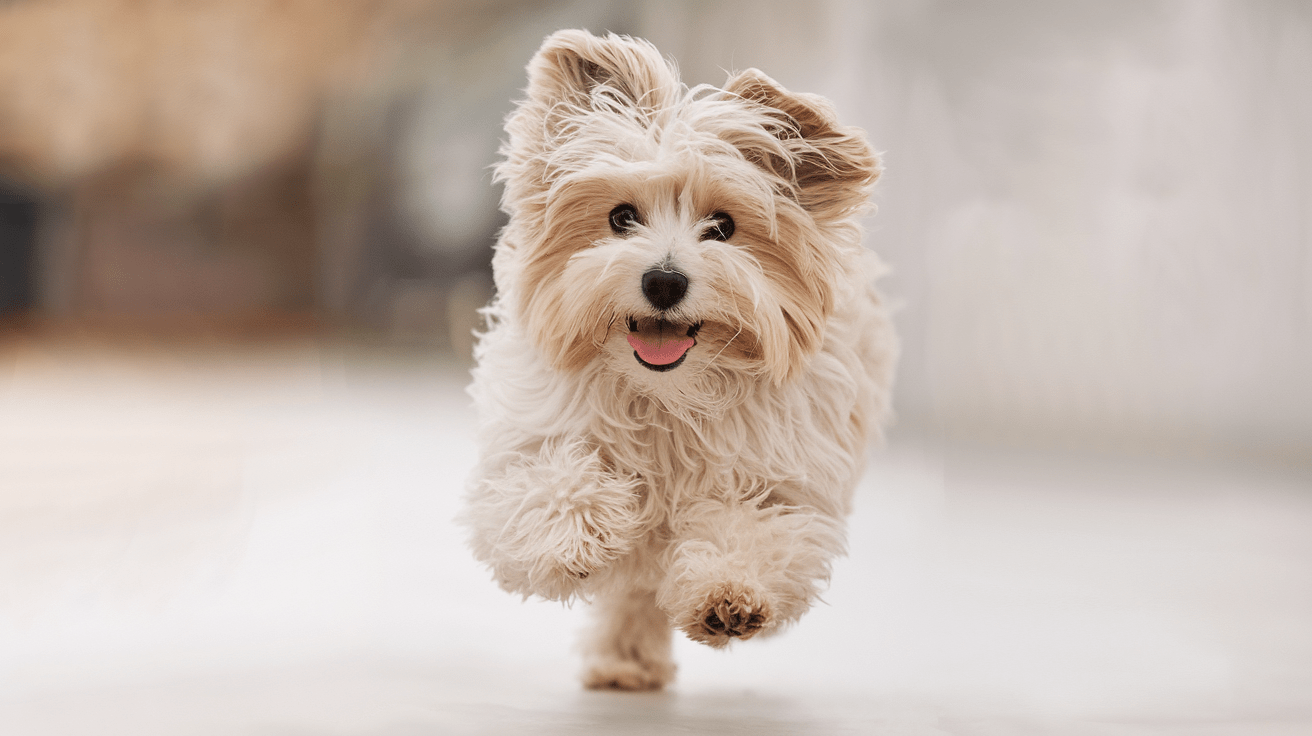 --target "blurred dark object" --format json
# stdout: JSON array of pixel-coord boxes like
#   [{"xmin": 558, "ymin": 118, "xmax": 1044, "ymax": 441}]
[
  {"xmin": 0, "ymin": 182, "xmax": 37, "ymax": 316},
  {"xmin": 36, "ymin": 159, "xmax": 316, "ymax": 319}
]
